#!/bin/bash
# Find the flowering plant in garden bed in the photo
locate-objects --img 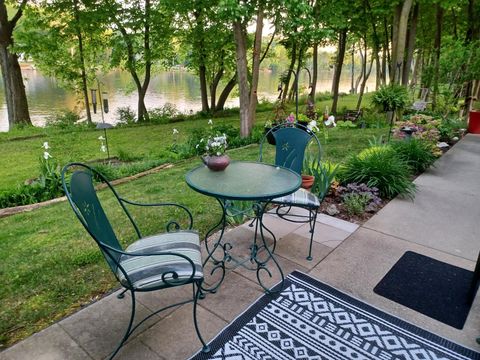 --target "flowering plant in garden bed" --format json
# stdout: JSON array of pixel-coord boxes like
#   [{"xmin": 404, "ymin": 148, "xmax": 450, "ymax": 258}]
[
  {"xmin": 393, "ymin": 114, "xmax": 441, "ymax": 143},
  {"xmin": 336, "ymin": 183, "xmax": 382, "ymax": 215}
]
